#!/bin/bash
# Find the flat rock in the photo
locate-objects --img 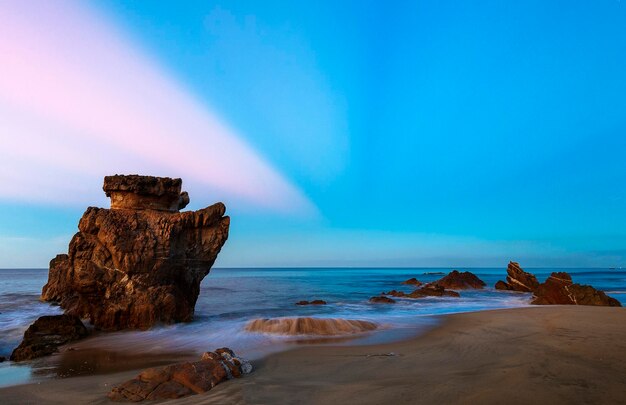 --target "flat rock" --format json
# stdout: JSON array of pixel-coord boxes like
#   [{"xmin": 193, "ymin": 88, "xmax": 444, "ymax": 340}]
[
  {"xmin": 369, "ymin": 296, "xmax": 397, "ymax": 304},
  {"xmin": 295, "ymin": 300, "xmax": 327, "ymax": 306},
  {"xmin": 41, "ymin": 175, "xmax": 230, "ymax": 331},
  {"xmin": 10, "ymin": 315, "xmax": 88, "ymax": 362},
  {"xmin": 108, "ymin": 348, "xmax": 252, "ymax": 402},
  {"xmin": 408, "ymin": 285, "xmax": 461, "ymax": 298},
  {"xmin": 431, "ymin": 270, "xmax": 486, "ymax": 290}
]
